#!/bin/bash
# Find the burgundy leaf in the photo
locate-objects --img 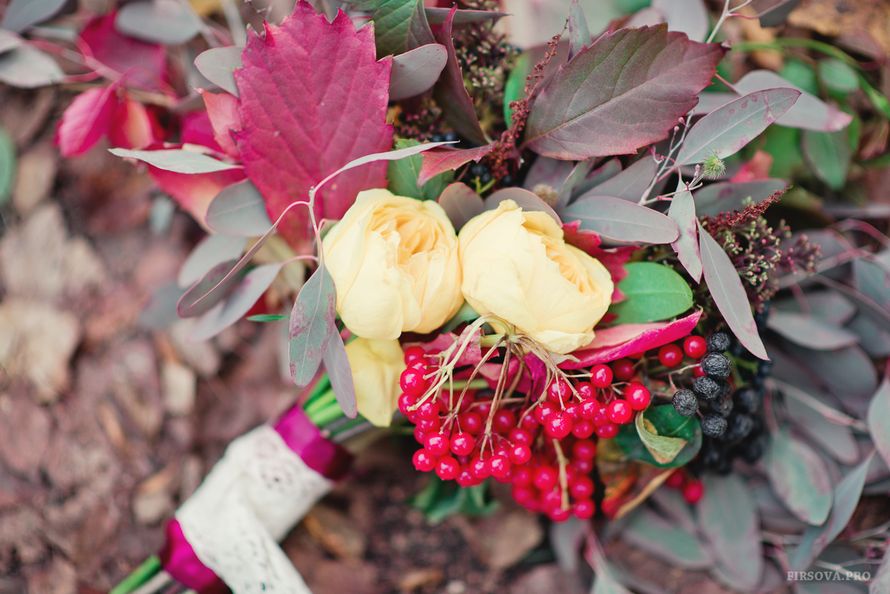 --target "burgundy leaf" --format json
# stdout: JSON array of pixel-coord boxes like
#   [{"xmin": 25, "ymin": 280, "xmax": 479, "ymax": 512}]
[
  {"xmin": 561, "ymin": 195, "xmax": 679, "ymax": 244},
  {"xmin": 698, "ymin": 222, "xmax": 768, "ymax": 360},
  {"xmin": 581, "ymin": 157, "xmax": 657, "ymax": 202},
  {"xmin": 390, "ymin": 43, "xmax": 447, "ymax": 100},
  {"xmin": 424, "ymin": 7, "xmax": 507, "ymax": 25},
  {"xmin": 668, "ymin": 184, "xmax": 702, "ymax": 283},
  {"xmin": 107, "ymin": 98, "xmax": 161, "ymax": 150},
  {"xmin": 432, "ymin": 7, "xmax": 487, "ymax": 145},
  {"xmin": 149, "ymin": 166, "xmax": 245, "ymax": 223},
  {"xmin": 418, "ymin": 144, "xmax": 493, "ymax": 185},
  {"xmin": 235, "ymin": 2, "xmax": 393, "ymax": 251},
  {"xmin": 437, "ymin": 182, "xmax": 484, "ymax": 230},
  {"xmin": 55, "ymin": 85, "xmax": 120, "ymax": 157},
  {"xmin": 563, "ymin": 310, "xmax": 702, "ymax": 368},
  {"xmin": 524, "ymin": 25, "xmax": 725, "ymax": 160},
  {"xmin": 200, "ymin": 90, "xmax": 241, "ymax": 157}
]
